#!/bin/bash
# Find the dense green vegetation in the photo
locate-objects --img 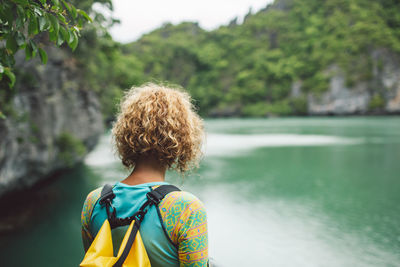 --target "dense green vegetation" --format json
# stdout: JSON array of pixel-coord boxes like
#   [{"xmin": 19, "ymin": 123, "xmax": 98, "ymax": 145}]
[
  {"xmin": 2, "ymin": 0, "xmax": 400, "ymax": 119},
  {"xmin": 114, "ymin": 0, "xmax": 400, "ymax": 117}
]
